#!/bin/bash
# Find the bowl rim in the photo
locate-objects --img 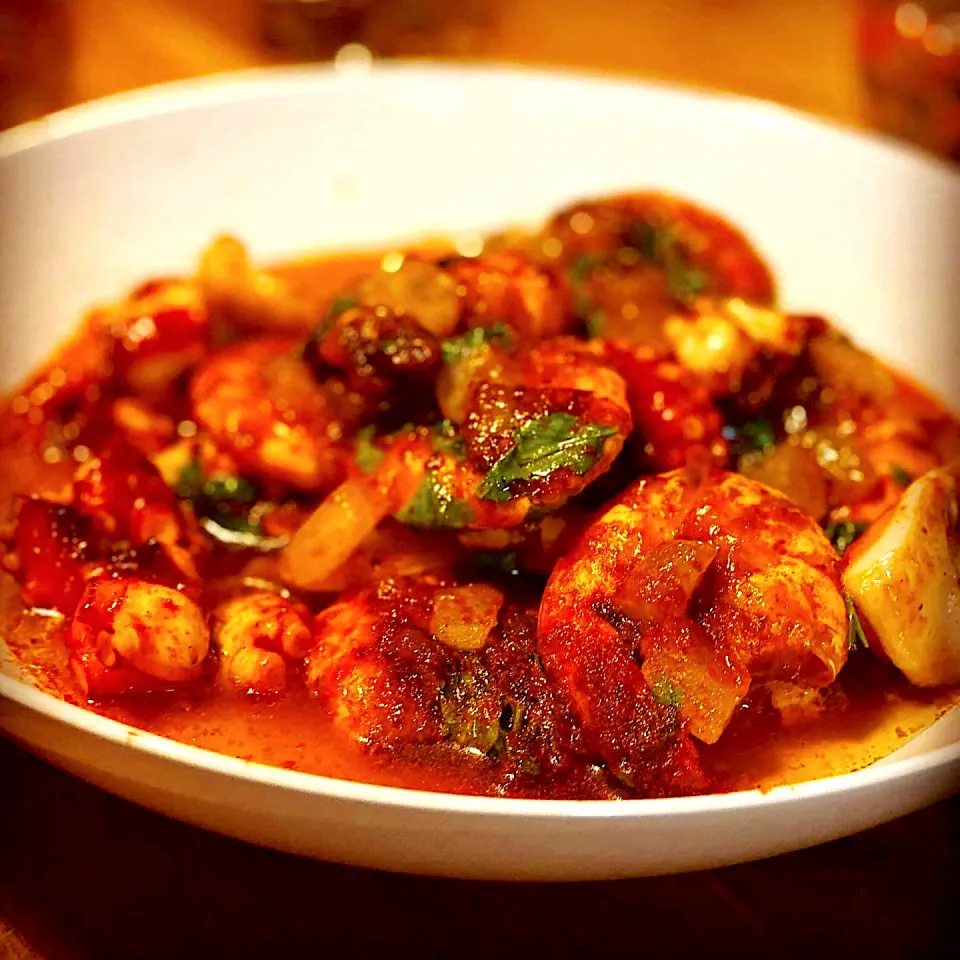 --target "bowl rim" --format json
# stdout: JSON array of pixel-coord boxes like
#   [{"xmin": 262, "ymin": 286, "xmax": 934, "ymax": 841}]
[
  {"xmin": 1, "ymin": 59, "xmax": 958, "ymax": 183},
  {"xmin": 1, "ymin": 61, "xmax": 958, "ymax": 818},
  {"xmin": 3, "ymin": 667, "xmax": 959, "ymax": 817}
]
